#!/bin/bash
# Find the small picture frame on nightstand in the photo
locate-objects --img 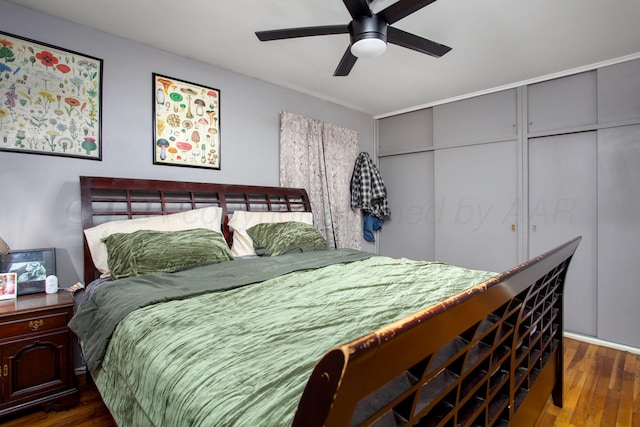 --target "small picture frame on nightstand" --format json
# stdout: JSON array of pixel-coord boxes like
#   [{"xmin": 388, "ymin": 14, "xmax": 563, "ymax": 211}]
[
  {"xmin": 0, "ymin": 248, "xmax": 56, "ymax": 295},
  {"xmin": 0, "ymin": 272, "xmax": 17, "ymax": 300}
]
